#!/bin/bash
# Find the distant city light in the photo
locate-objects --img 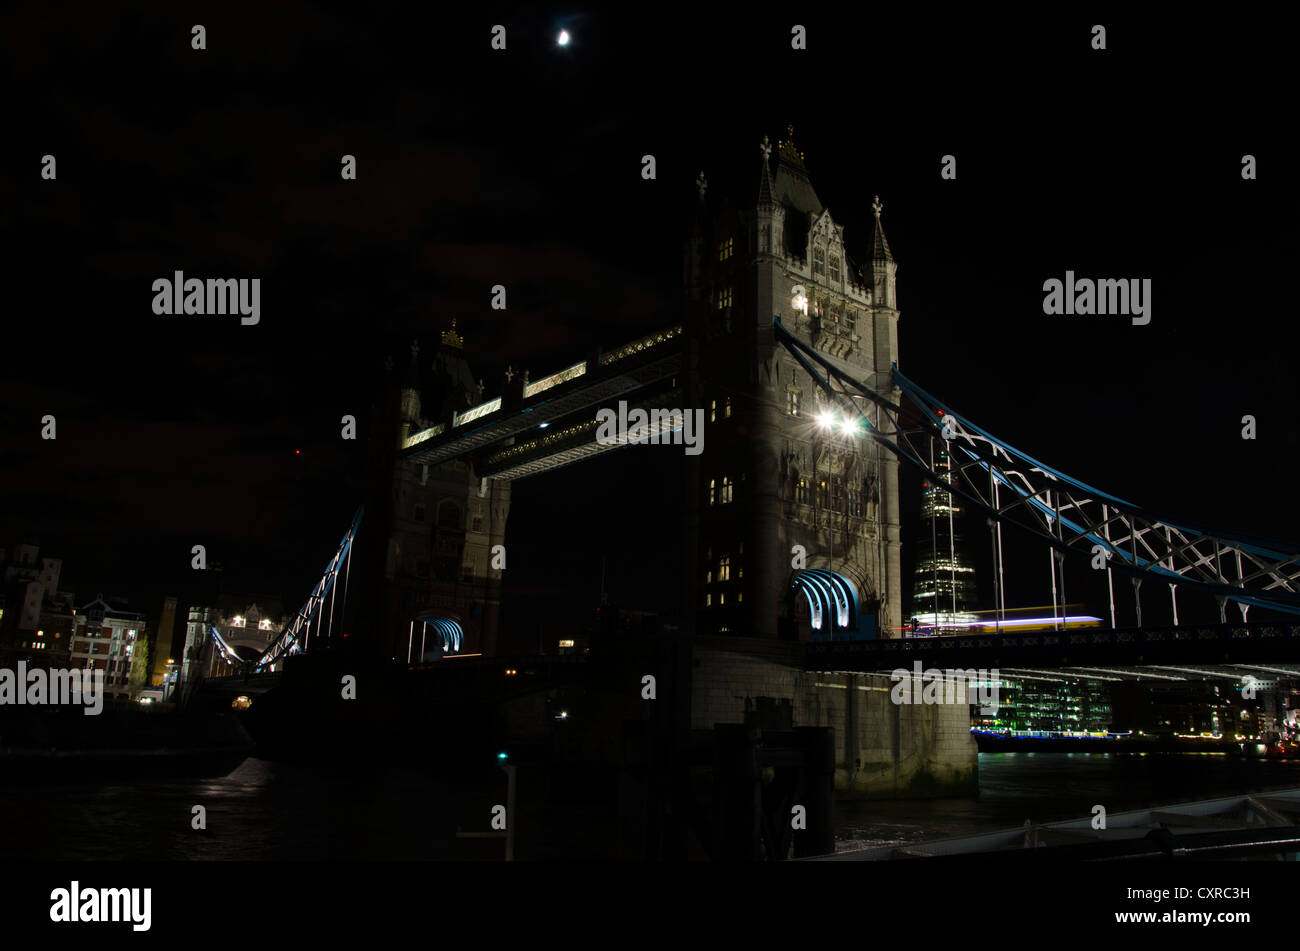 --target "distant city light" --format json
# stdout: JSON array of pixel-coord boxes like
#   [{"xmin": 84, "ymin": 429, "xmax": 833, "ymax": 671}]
[{"xmin": 557, "ymin": 30, "xmax": 570, "ymax": 45}]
